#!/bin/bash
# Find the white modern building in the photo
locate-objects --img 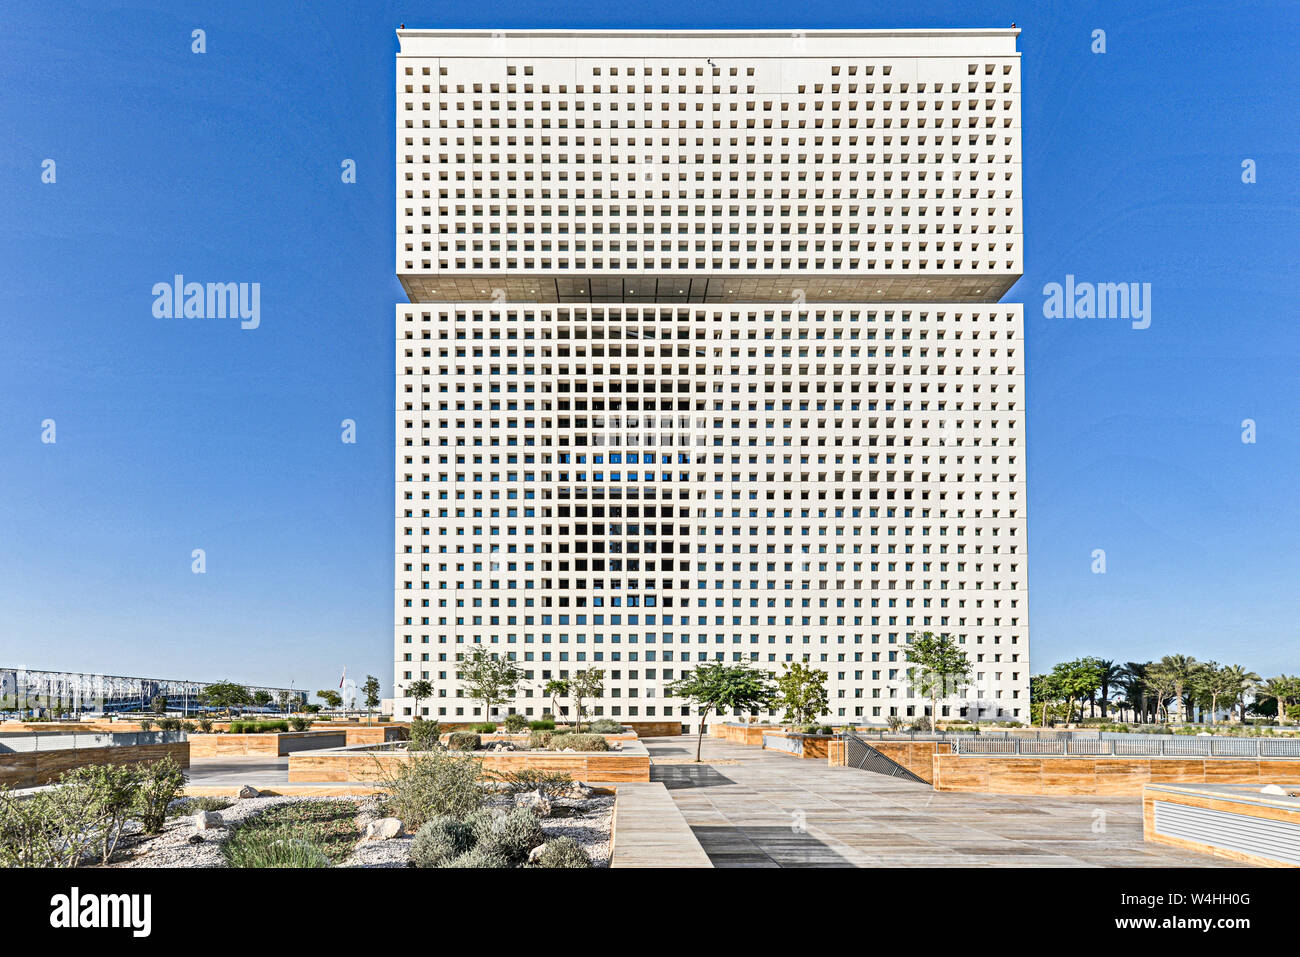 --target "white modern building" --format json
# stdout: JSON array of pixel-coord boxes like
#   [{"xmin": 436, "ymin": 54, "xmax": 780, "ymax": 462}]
[{"xmin": 394, "ymin": 29, "xmax": 1027, "ymax": 729}]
